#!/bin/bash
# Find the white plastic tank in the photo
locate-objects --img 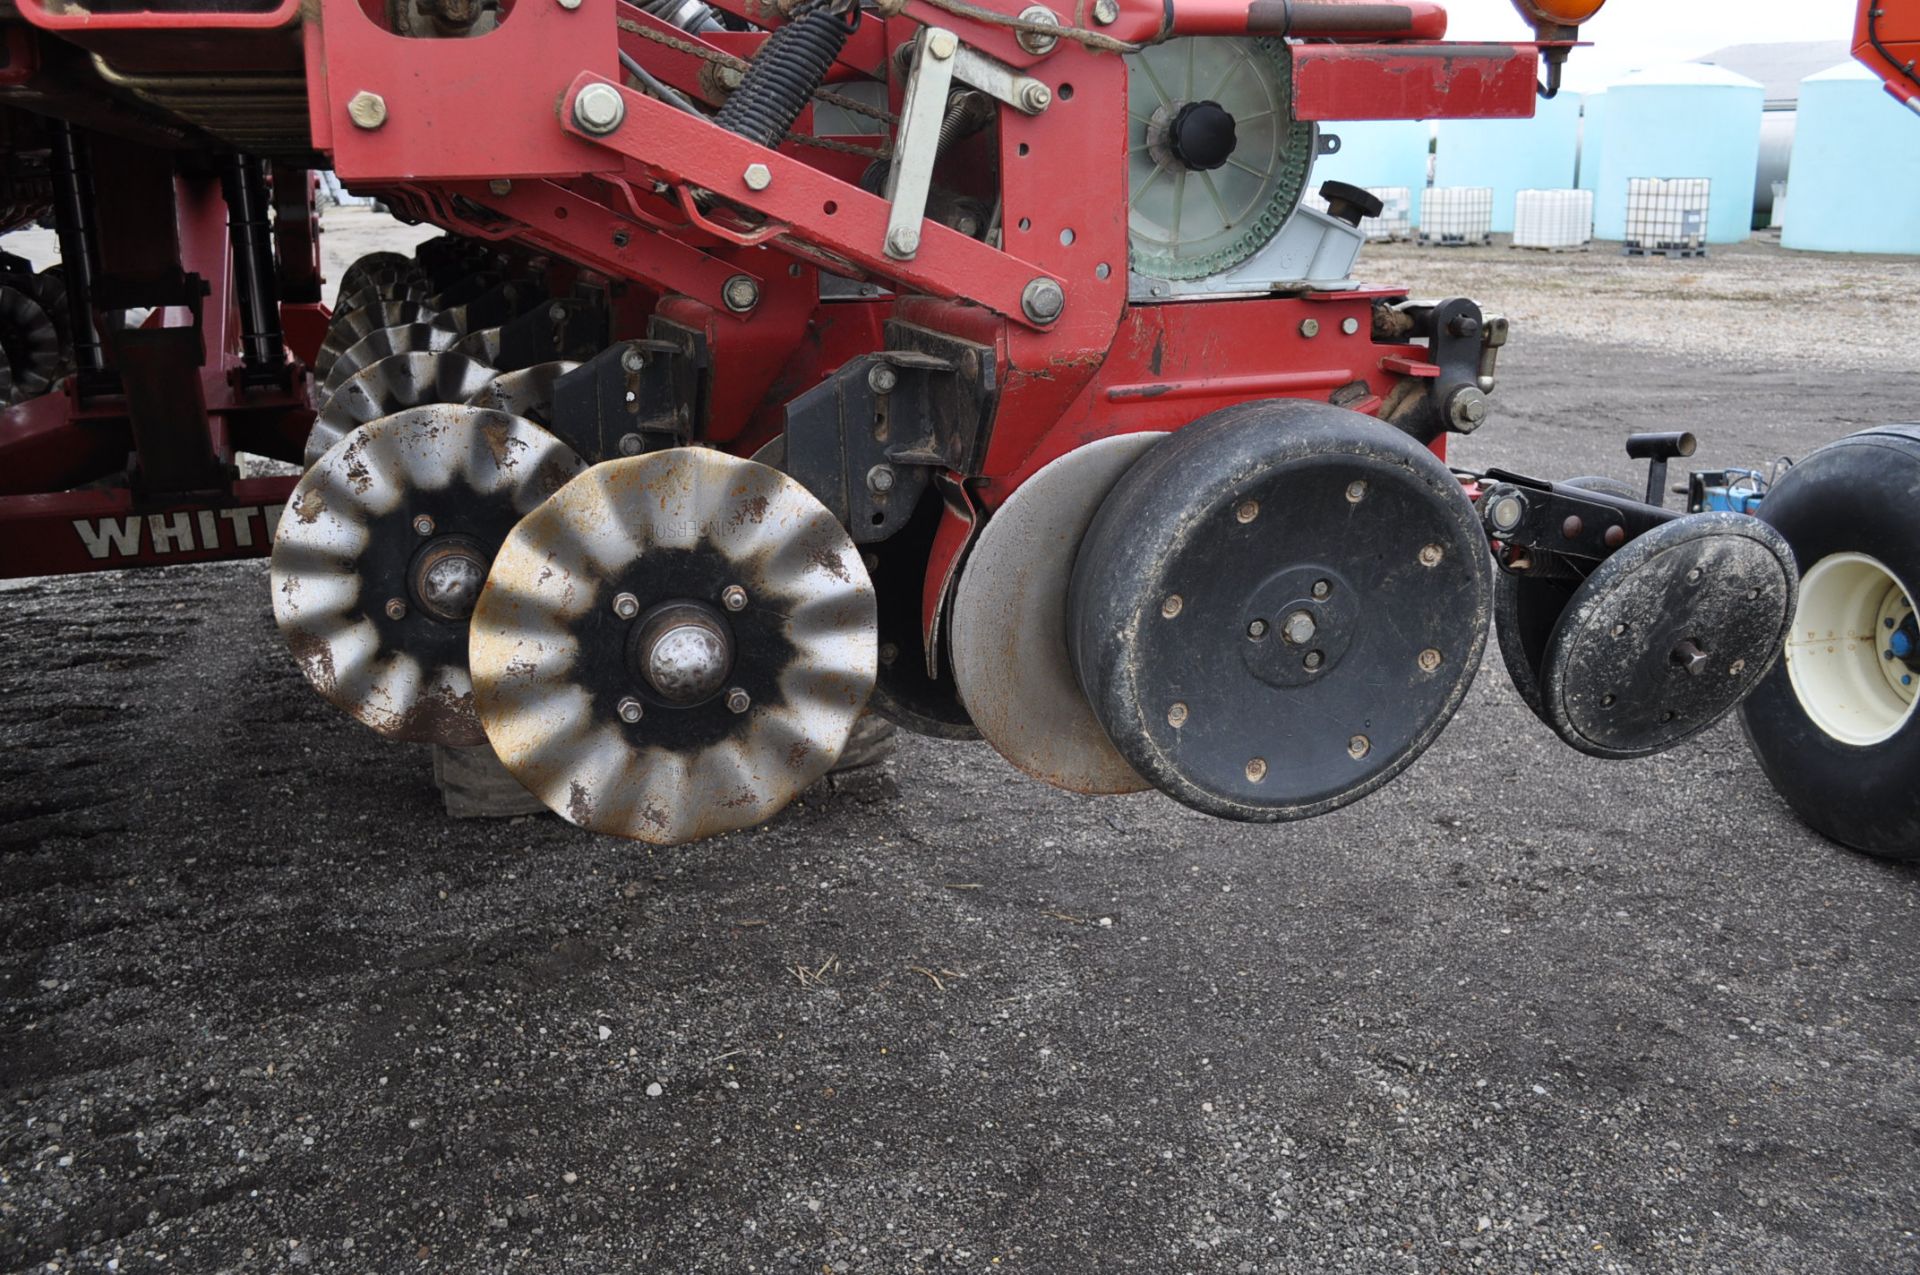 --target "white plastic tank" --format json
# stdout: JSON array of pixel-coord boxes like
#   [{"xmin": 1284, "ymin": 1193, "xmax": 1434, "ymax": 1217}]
[
  {"xmin": 1309, "ymin": 121, "xmax": 1433, "ymax": 226},
  {"xmin": 1782, "ymin": 61, "xmax": 1920, "ymax": 254},
  {"xmin": 1433, "ymin": 92, "xmax": 1580, "ymax": 233},
  {"xmin": 1593, "ymin": 64, "xmax": 1763, "ymax": 244},
  {"xmin": 1513, "ymin": 189, "xmax": 1594, "ymax": 250}
]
